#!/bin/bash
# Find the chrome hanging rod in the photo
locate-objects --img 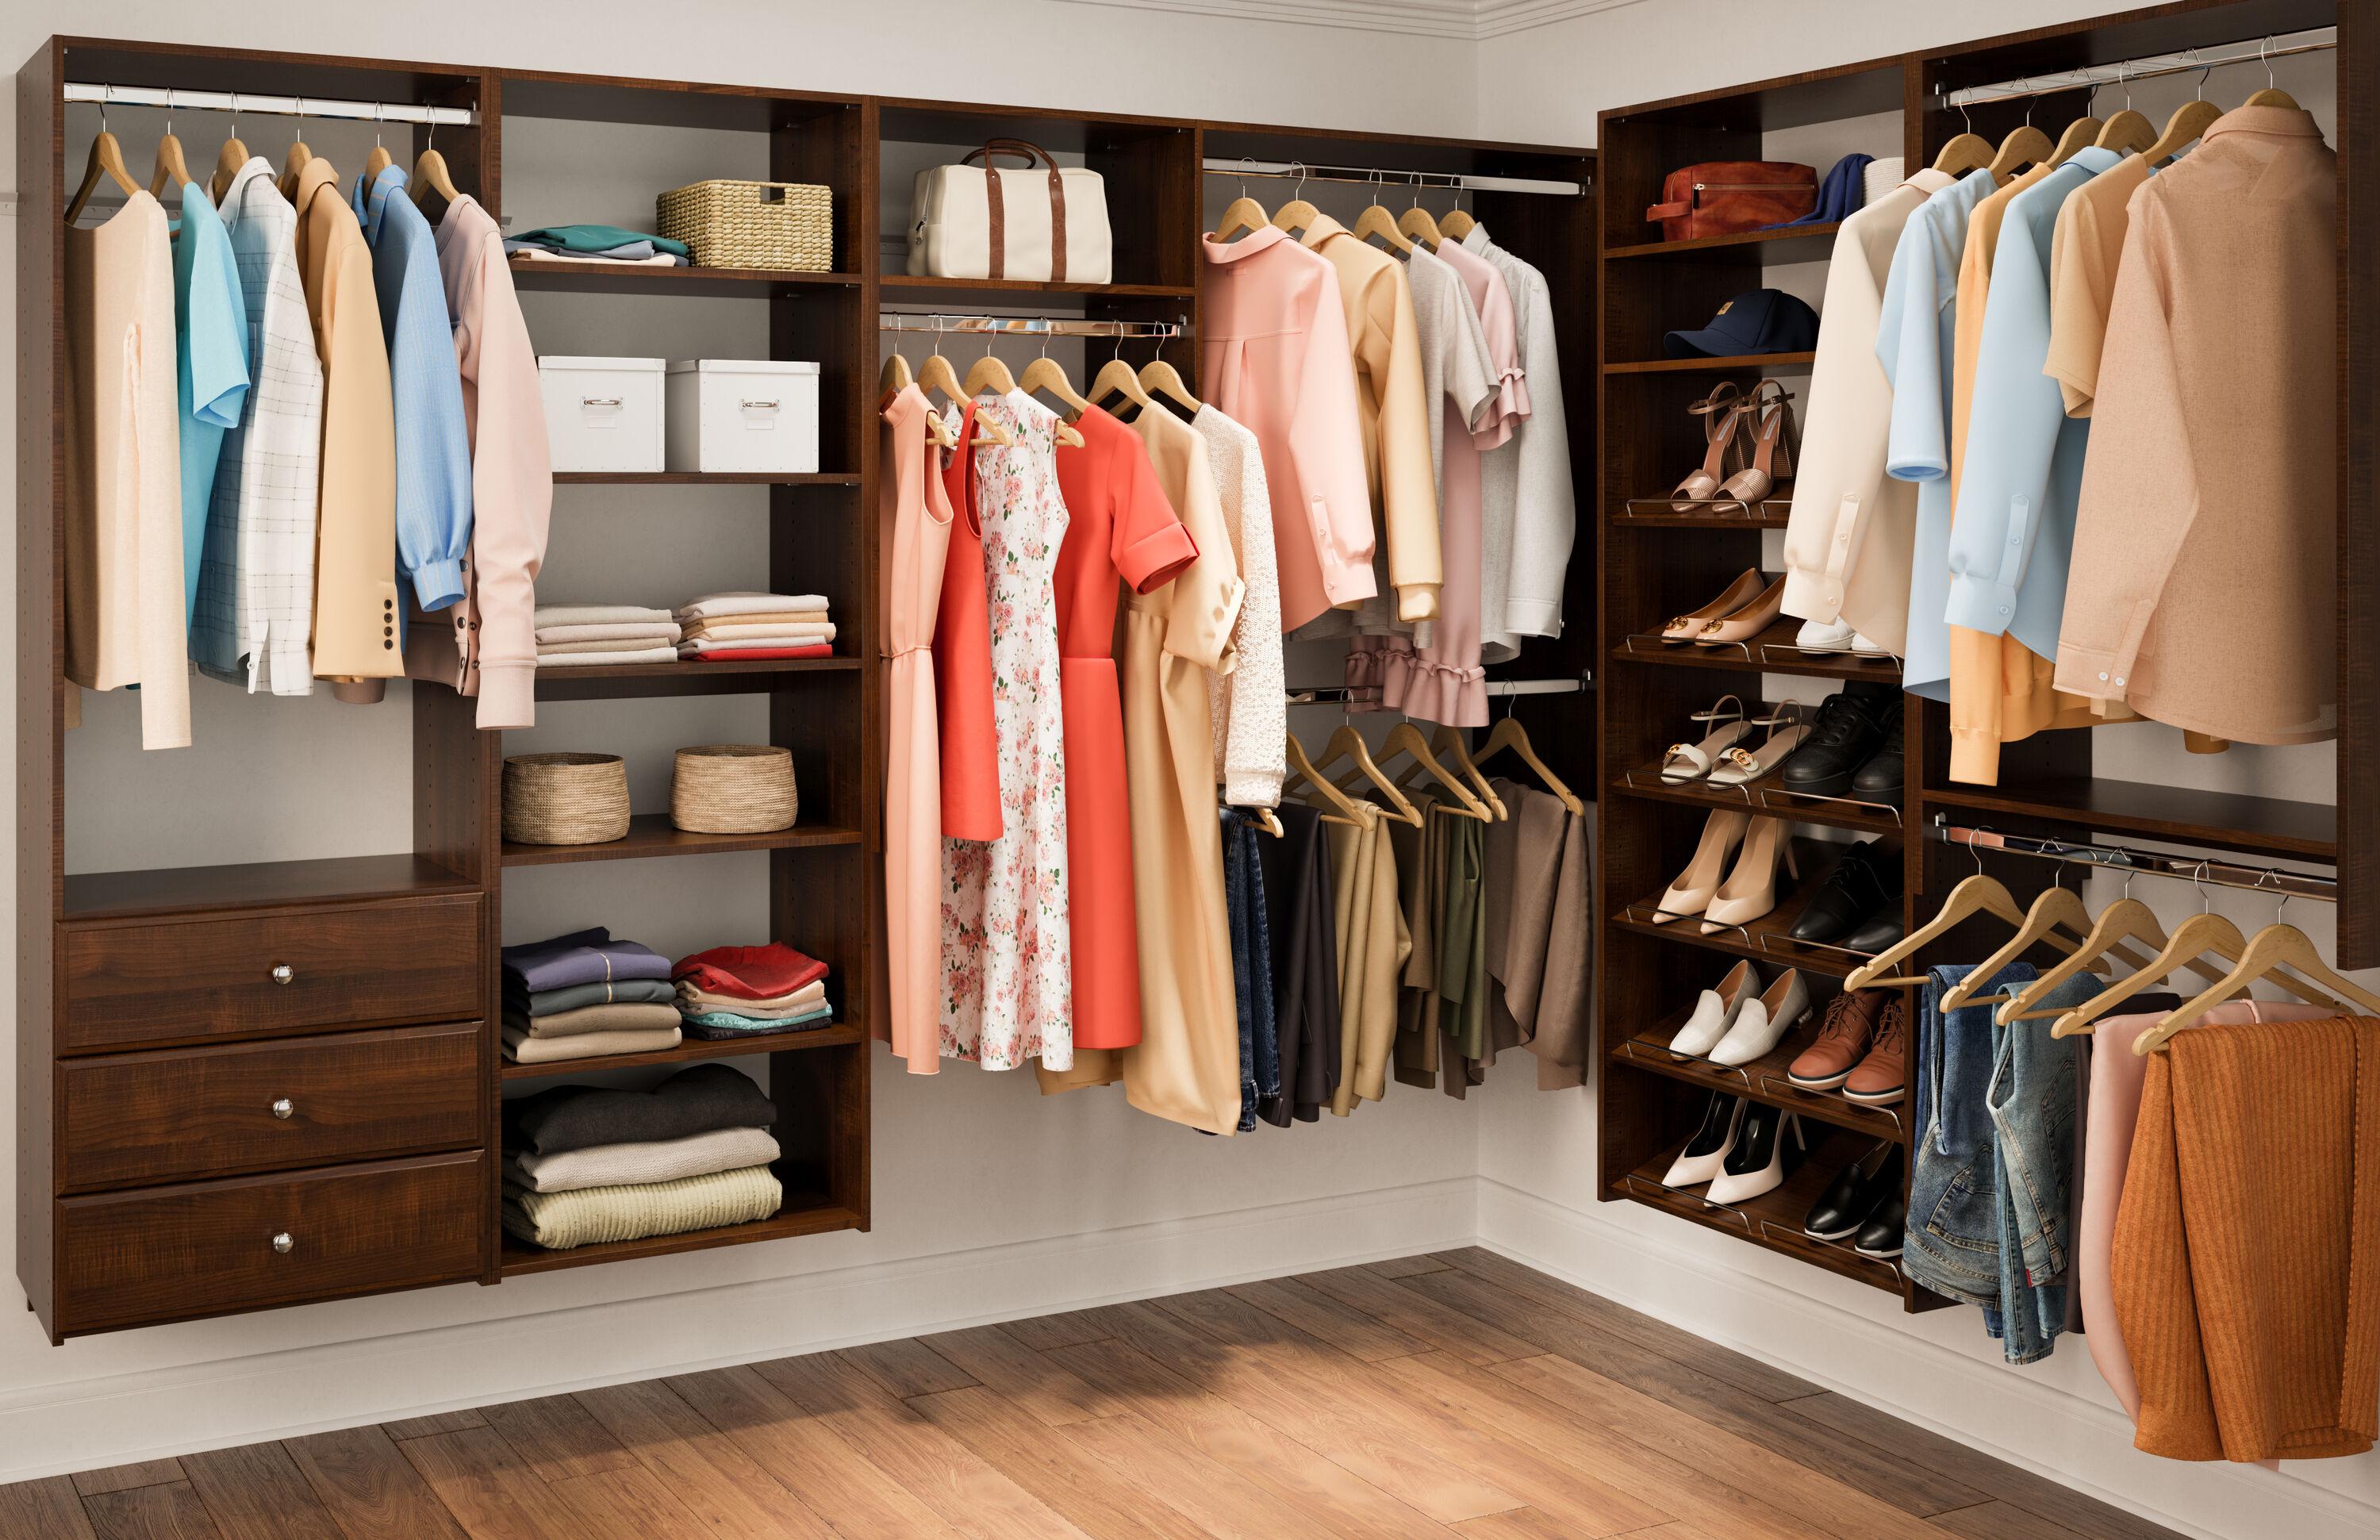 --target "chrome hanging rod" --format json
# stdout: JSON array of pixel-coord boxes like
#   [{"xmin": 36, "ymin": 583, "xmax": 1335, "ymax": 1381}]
[
  {"xmin": 879, "ymin": 313, "xmax": 1183, "ymax": 339},
  {"xmin": 1201, "ymin": 158, "xmax": 1584, "ymax": 198},
  {"xmin": 1931, "ymin": 818, "xmax": 2336, "ymax": 902},
  {"xmin": 64, "ymin": 82, "xmax": 476, "ymax": 127},
  {"xmin": 1940, "ymin": 26, "xmax": 2334, "ymax": 108},
  {"xmin": 1286, "ymin": 677, "xmax": 1590, "ymax": 705}
]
